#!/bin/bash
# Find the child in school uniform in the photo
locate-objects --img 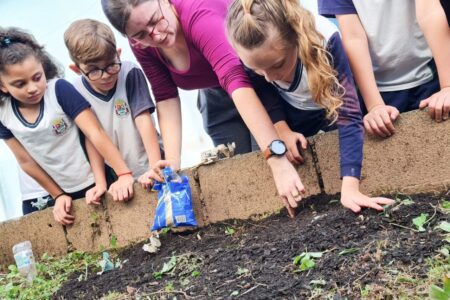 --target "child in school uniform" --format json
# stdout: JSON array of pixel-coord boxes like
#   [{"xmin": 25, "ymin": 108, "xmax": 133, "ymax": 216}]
[
  {"xmin": 416, "ymin": 0, "xmax": 450, "ymax": 122},
  {"xmin": 0, "ymin": 27, "xmax": 134, "ymax": 224},
  {"xmin": 227, "ymin": 0, "xmax": 394, "ymax": 212},
  {"xmin": 318, "ymin": 0, "xmax": 440, "ymax": 138},
  {"xmin": 64, "ymin": 19, "xmax": 163, "ymax": 204}
]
